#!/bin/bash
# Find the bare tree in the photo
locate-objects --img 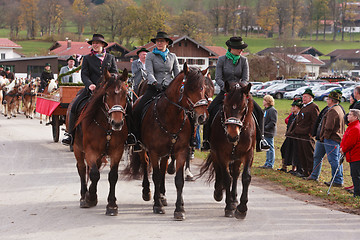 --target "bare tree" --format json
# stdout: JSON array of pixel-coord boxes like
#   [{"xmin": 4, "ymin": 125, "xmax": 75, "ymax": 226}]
[
  {"xmin": 274, "ymin": 0, "xmax": 290, "ymax": 38},
  {"xmin": 209, "ymin": 0, "xmax": 222, "ymax": 35}
]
